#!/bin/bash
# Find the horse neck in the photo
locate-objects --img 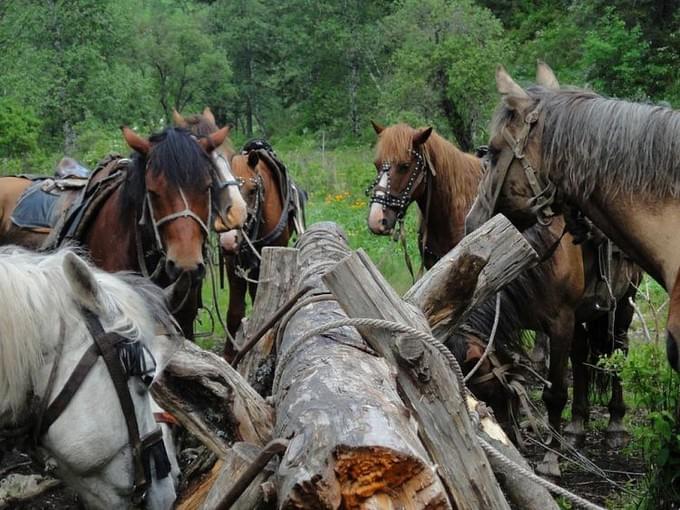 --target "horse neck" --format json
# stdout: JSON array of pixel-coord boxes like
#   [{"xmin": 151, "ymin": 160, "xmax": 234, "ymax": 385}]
[
  {"xmin": 258, "ymin": 163, "xmax": 288, "ymax": 242},
  {"xmin": 83, "ymin": 186, "xmax": 138, "ymax": 272},
  {"xmin": 416, "ymin": 146, "xmax": 482, "ymax": 258}
]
